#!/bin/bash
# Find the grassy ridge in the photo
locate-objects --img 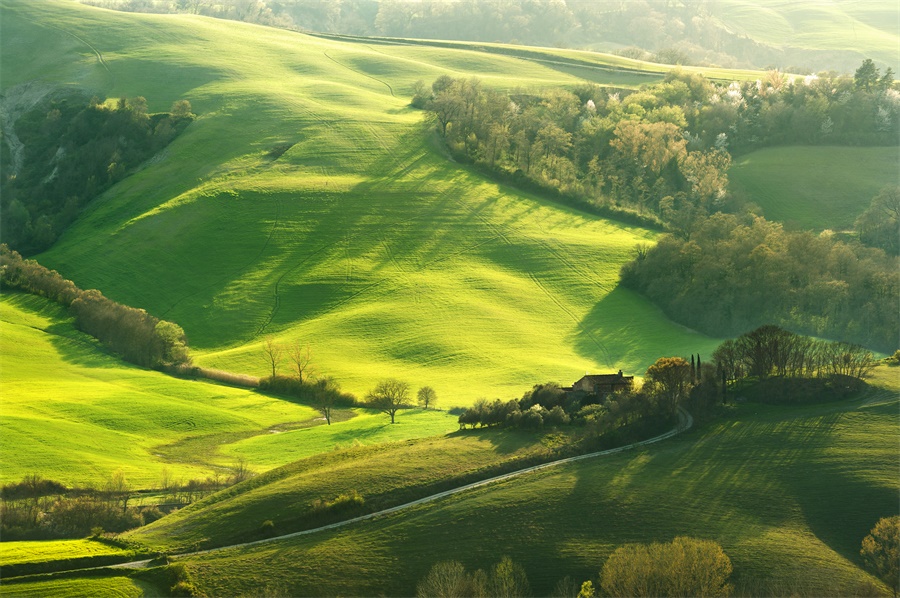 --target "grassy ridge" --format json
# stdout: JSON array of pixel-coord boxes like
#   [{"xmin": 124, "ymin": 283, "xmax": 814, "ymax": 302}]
[
  {"xmin": 0, "ymin": 539, "xmax": 131, "ymax": 567},
  {"xmin": 712, "ymin": 0, "xmax": 899, "ymax": 70},
  {"xmin": 179, "ymin": 370, "xmax": 899, "ymax": 596},
  {"xmin": 0, "ymin": 293, "xmax": 319, "ymax": 486},
  {"xmin": 729, "ymin": 146, "xmax": 900, "ymax": 230},
  {"xmin": 1, "ymin": 0, "xmax": 723, "ymax": 406},
  {"xmin": 0, "ymin": 576, "xmax": 152, "ymax": 598},
  {"xmin": 0, "ymin": 293, "xmax": 462, "ymax": 487}
]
